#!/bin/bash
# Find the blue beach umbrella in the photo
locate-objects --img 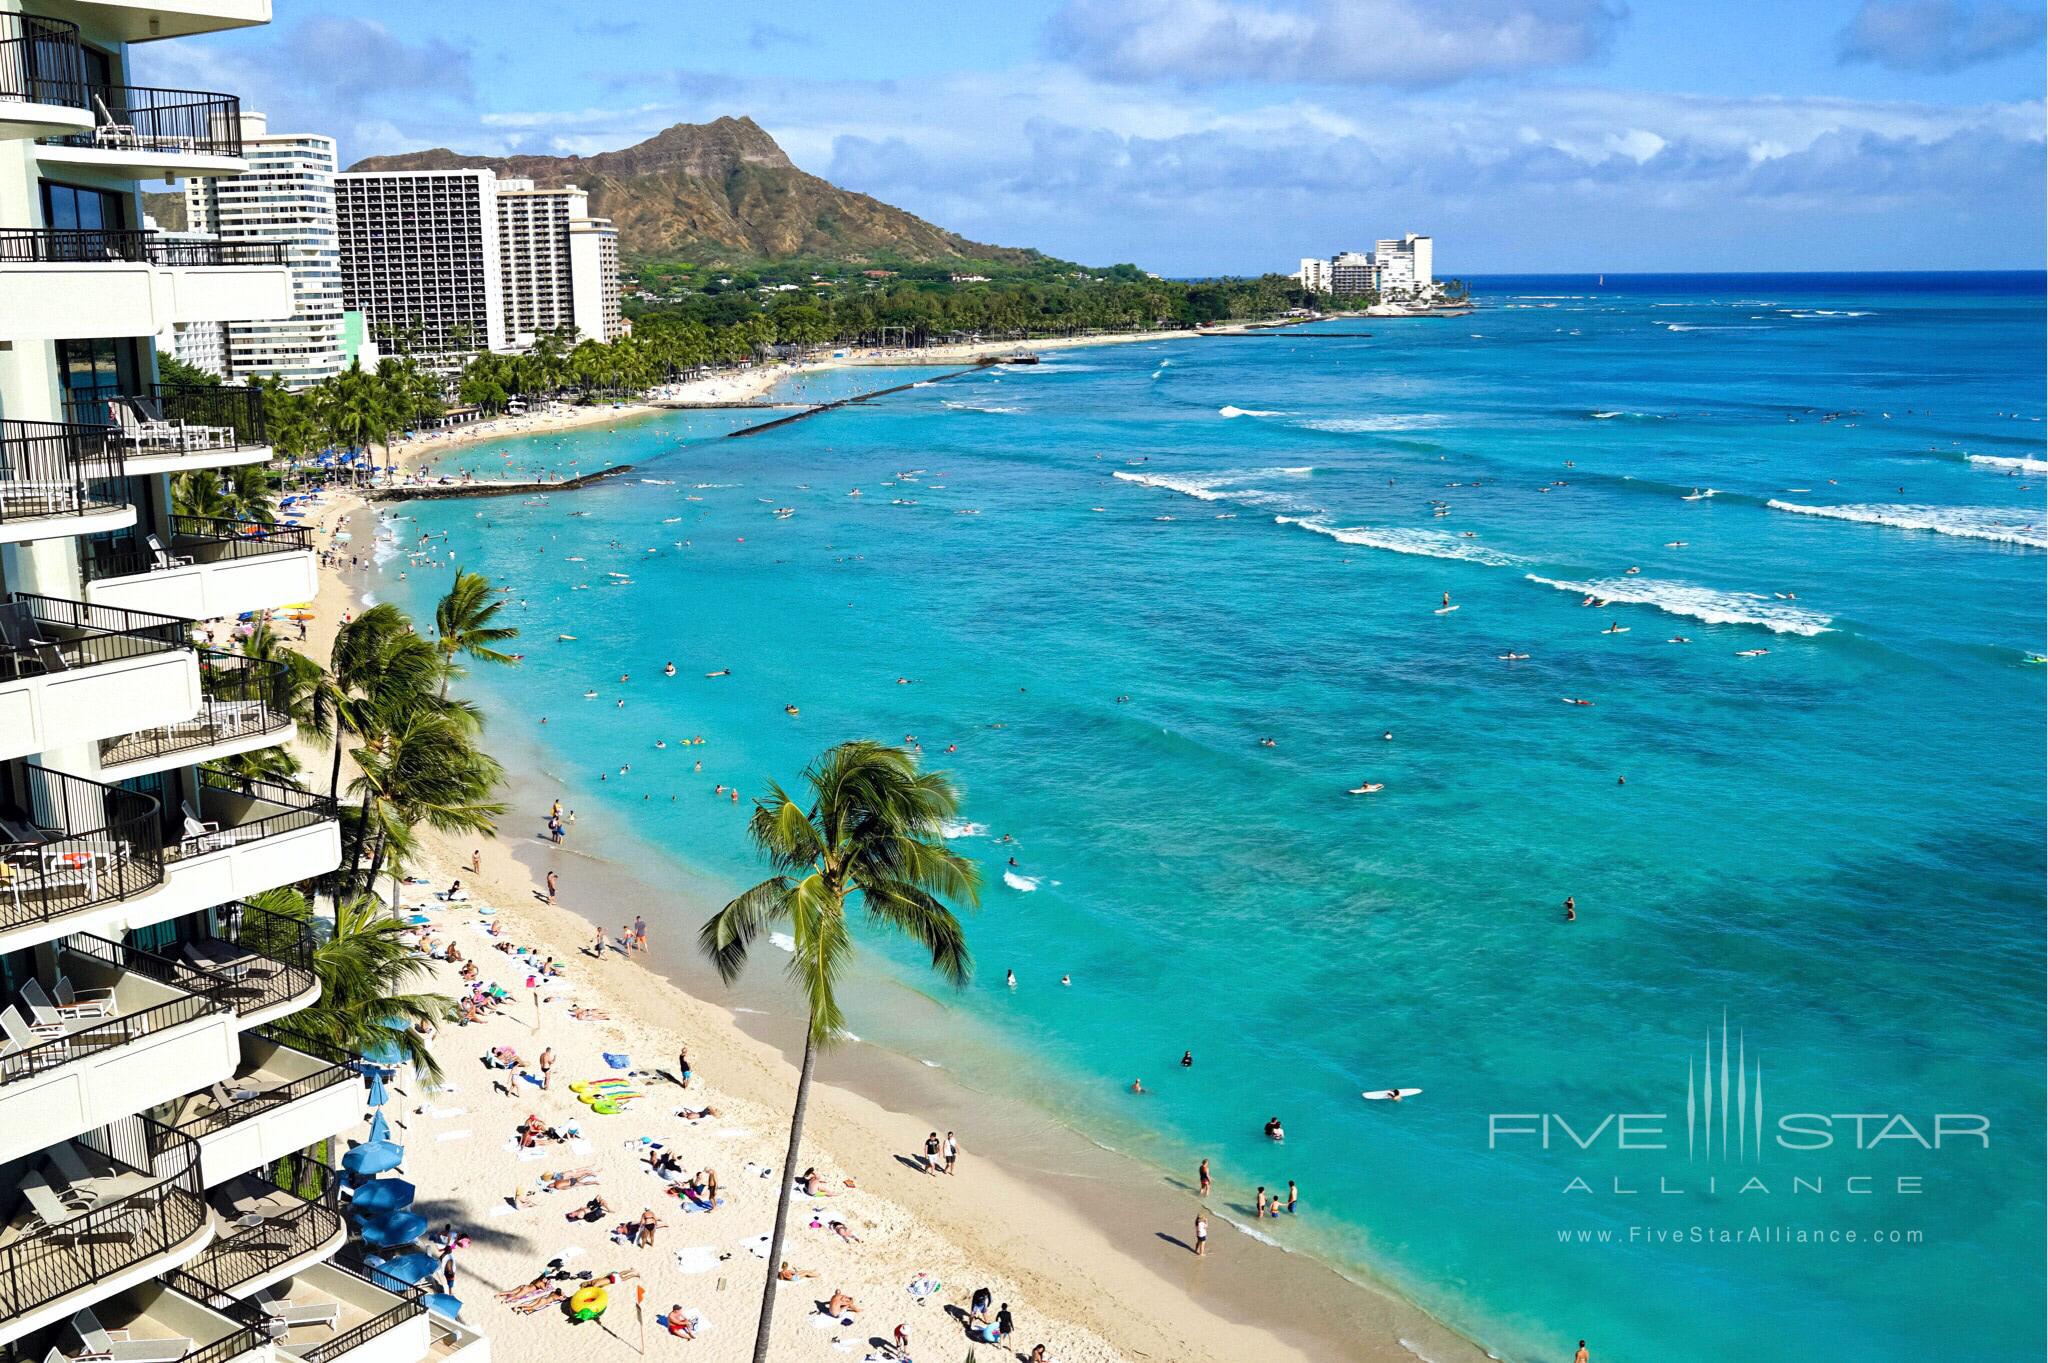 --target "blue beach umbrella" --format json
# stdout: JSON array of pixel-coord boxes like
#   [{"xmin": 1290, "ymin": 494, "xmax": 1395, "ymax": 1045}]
[
  {"xmin": 347, "ymin": 1178, "xmax": 416, "ymax": 1217},
  {"xmin": 360, "ymin": 1209, "xmax": 429, "ymax": 1247},
  {"xmin": 341, "ymin": 1141, "xmax": 403, "ymax": 1176},
  {"xmin": 362, "ymin": 1038, "xmax": 406, "ymax": 1067},
  {"xmin": 364, "ymin": 1071, "xmax": 389, "ymax": 1108},
  {"xmin": 372, "ymin": 1251, "xmax": 439, "ymax": 1286},
  {"xmin": 367, "ymin": 1111, "xmax": 392, "ymax": 1144},
  {"xmin": 422, "ymin": 1293, "xmax": 464, "ymax": 1321}
]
